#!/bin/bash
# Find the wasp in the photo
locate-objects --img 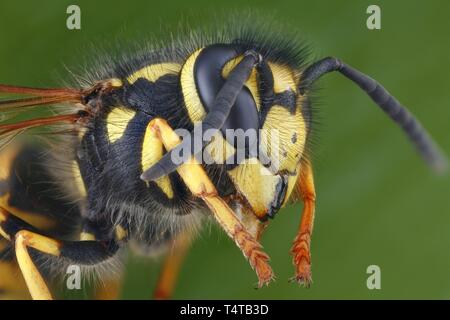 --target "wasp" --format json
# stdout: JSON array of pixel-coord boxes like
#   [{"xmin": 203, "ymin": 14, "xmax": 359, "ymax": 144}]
[{"xmin": 0, "ymin": 20, "xmax": 446, "ymax": 300}]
